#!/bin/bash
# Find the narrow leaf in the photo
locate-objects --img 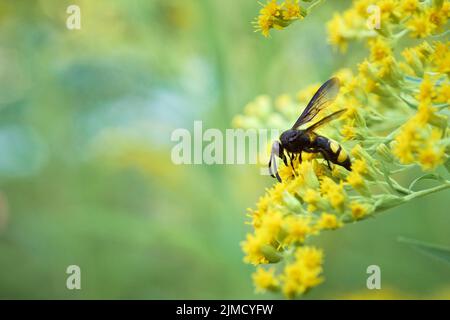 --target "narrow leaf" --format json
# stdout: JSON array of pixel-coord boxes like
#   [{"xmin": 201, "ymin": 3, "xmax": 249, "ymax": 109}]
[
  {"xmin": 408, "ymin": 173, "xmax": 444, "ymax": 191},
  {"xmin": 398, "ymin": 237, "xmax": 450, "ymax": 266}
]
